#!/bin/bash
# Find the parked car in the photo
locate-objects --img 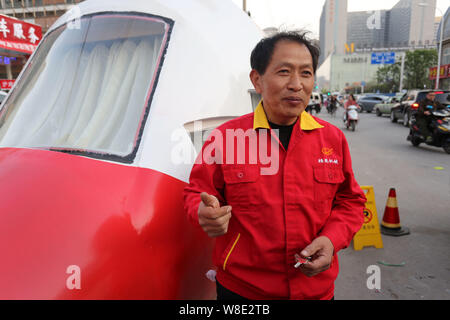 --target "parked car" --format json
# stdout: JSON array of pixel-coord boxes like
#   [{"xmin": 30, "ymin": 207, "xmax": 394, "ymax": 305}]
[
  {"xmin": 357, "ymin": 95, "xmax": 389, "ymax": 113},
  {"xmin": 373, "ymin": 94, "xmax": 404, "ymax": 116},
  {"xmin": 390, "ymin": 90, "xmax": 450, "ymax": 127}
]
